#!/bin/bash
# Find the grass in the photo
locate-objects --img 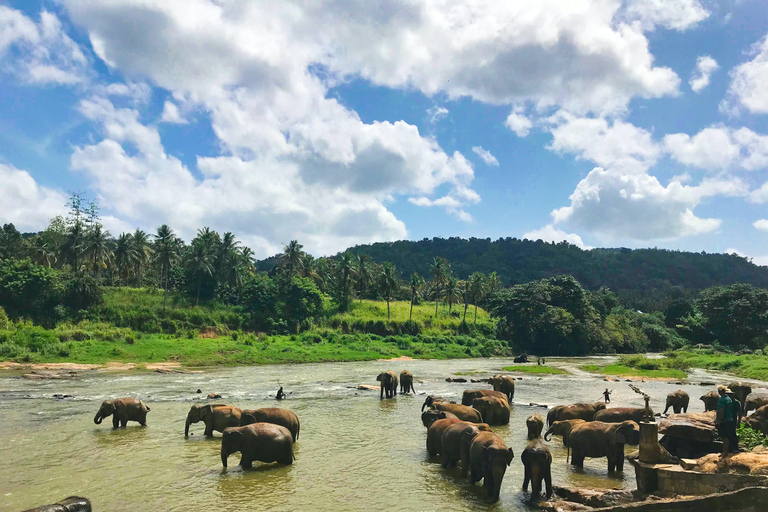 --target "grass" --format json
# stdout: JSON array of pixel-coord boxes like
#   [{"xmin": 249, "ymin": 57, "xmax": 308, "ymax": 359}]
[
  {"xmin": 658, "ymin": 350, "xmax": 768, "ymax": 382},
  {"xmin": 581, "ymin": 363, "xmax": 687, "ymax": 379},
  {"xmin": 502, "ymin": 365, "xmax": 567, "ymax": 375}
]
